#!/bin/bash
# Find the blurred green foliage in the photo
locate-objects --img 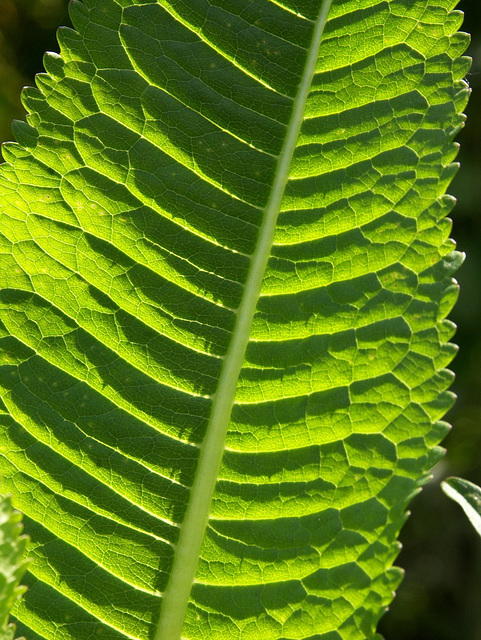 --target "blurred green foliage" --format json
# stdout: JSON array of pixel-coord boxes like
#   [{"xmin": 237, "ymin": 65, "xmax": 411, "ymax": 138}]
[
  {"xmin": 0, "ymin": 491, "xmax": 28, "ymax": 640},
  {"xmin": 0, "ymin": 0, "xmax": 68, "ymax": 144},
  {"xmin": 0, "ymin": 1, "xmax": 479, "ymax": 638}
]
